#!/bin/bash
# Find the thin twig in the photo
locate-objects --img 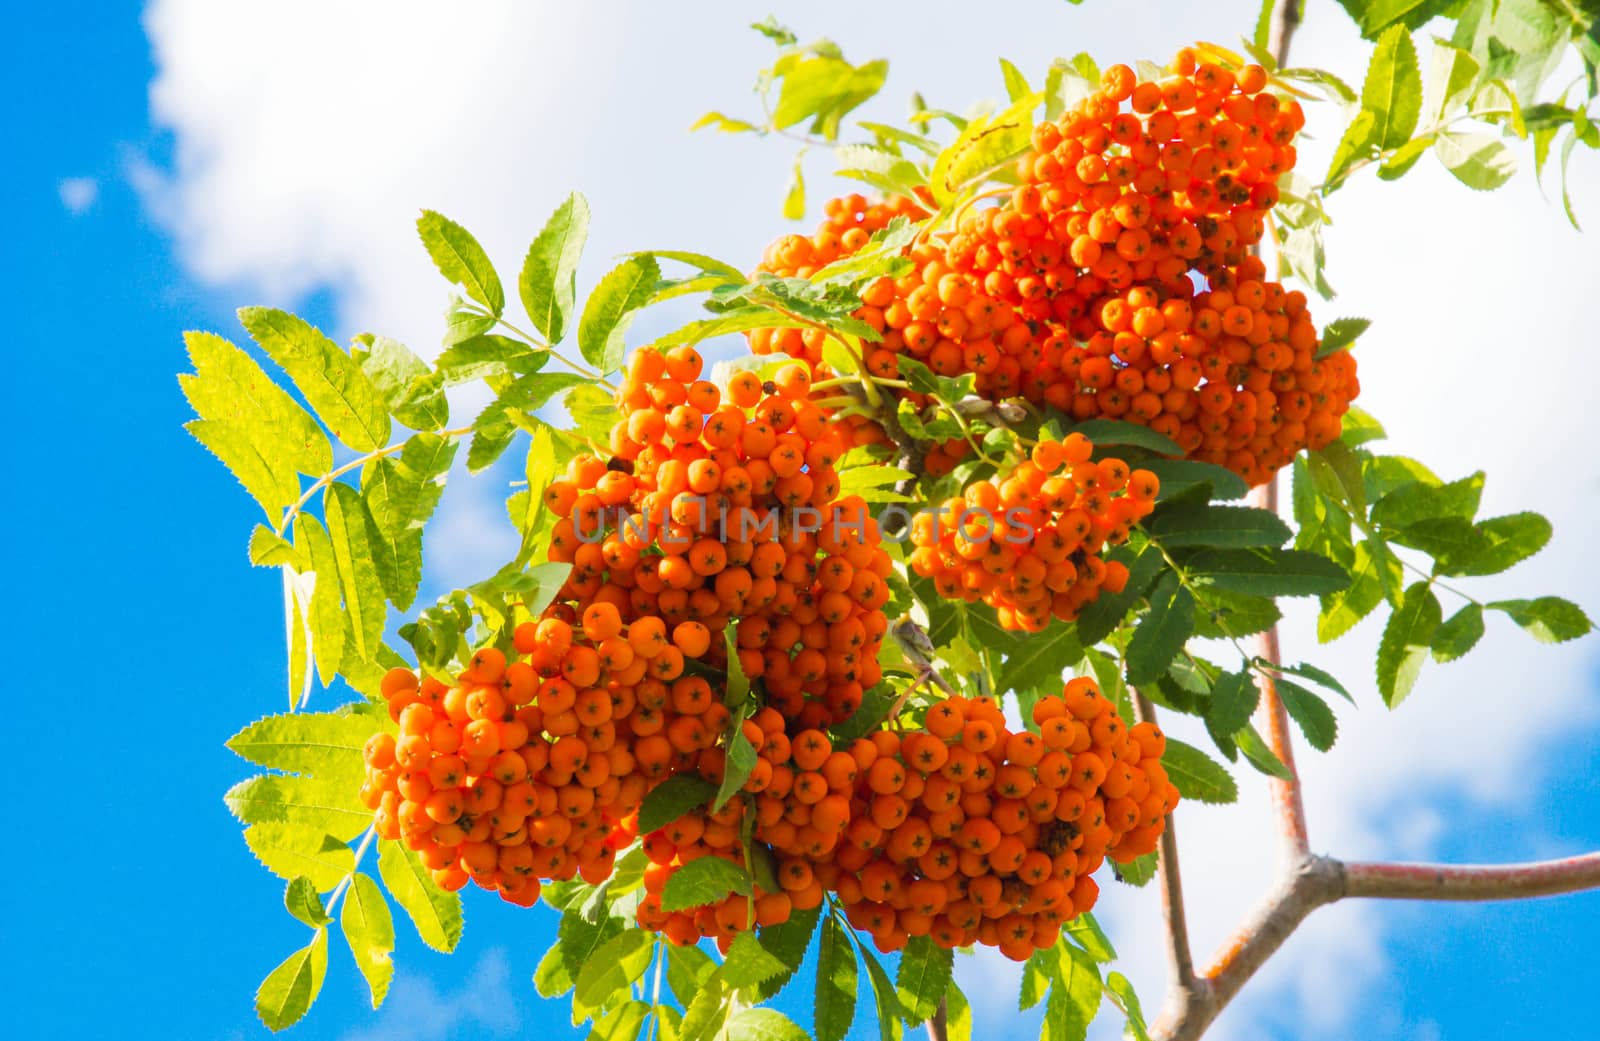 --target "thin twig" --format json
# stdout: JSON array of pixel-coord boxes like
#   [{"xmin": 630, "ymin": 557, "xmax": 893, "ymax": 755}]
[
  {"xmin": 926, "ymin": 998, "xmax": 949, "ymax": 1041},
  {"xmin": 1133, "ymin": 691, "xmax": 1197, "ymax": 990}
]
